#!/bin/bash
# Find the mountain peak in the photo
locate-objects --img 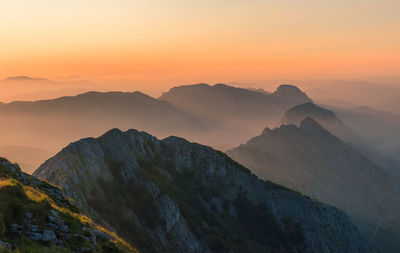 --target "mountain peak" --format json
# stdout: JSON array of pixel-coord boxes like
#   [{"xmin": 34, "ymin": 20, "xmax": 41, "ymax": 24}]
[
  {"xmin": 281, "ymin": 103, "xmax": 361, "ymax": 144},
  {"xmin": 272, "ymin": 84, "xmax": 313, "ymax": 103},
  {"xmin": 35, "ymin": 128, "xmax": 374, "ymax": 253},
  {"xmin": 287, "ymin": 102, "xmax": 336, "ymax": 118}
]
